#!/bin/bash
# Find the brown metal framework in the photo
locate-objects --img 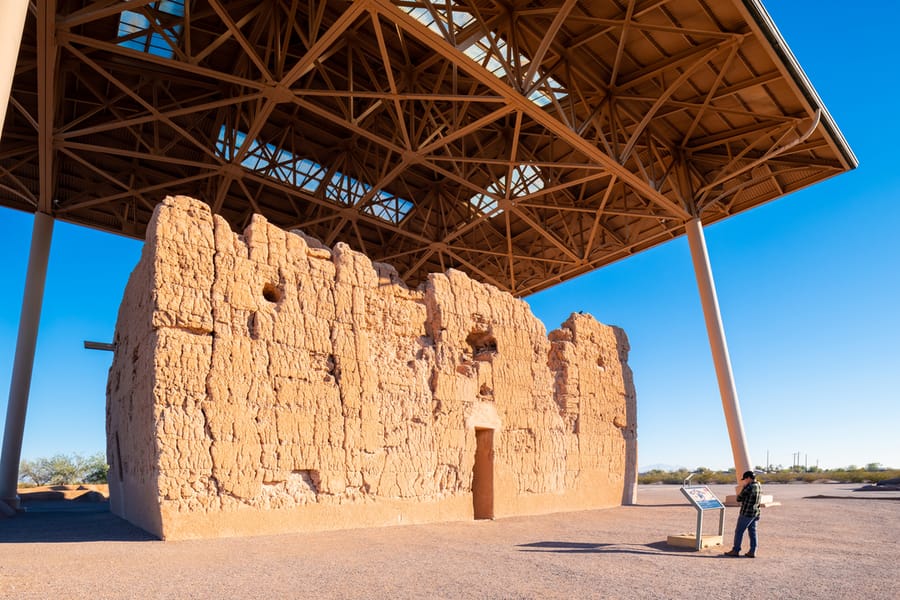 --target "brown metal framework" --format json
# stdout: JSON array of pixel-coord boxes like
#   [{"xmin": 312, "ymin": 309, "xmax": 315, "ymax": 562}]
[{"xmin": 1, "ymin": 0, "xmax": 855, "ymax": 295}]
